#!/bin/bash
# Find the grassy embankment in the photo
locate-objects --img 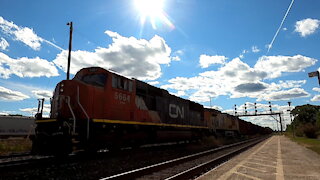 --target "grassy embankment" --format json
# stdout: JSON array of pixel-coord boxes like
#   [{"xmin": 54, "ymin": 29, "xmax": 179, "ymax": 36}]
[
  {"xmin": 285, "ymin": 133, "xmax": 320, "ymax": 155},
  {"xmin": 0, "ymin": 138, "xmax": 32, "ymax": 155}
]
